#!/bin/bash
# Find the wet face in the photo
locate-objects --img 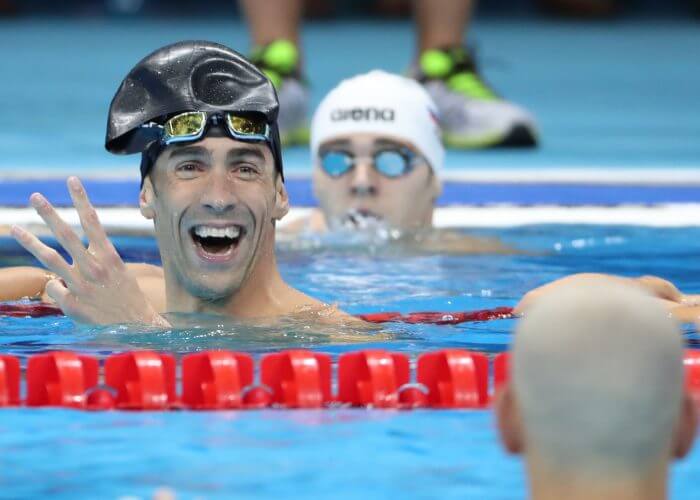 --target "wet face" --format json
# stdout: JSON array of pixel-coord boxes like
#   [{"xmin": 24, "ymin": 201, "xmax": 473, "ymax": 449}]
[
  {"xmin": 312, "ymin": 133, "xmax": 440, "ymax": 230},
  {"xmin": 139, "ymin": 136, "xmax": 288, "ymax": 299}
]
